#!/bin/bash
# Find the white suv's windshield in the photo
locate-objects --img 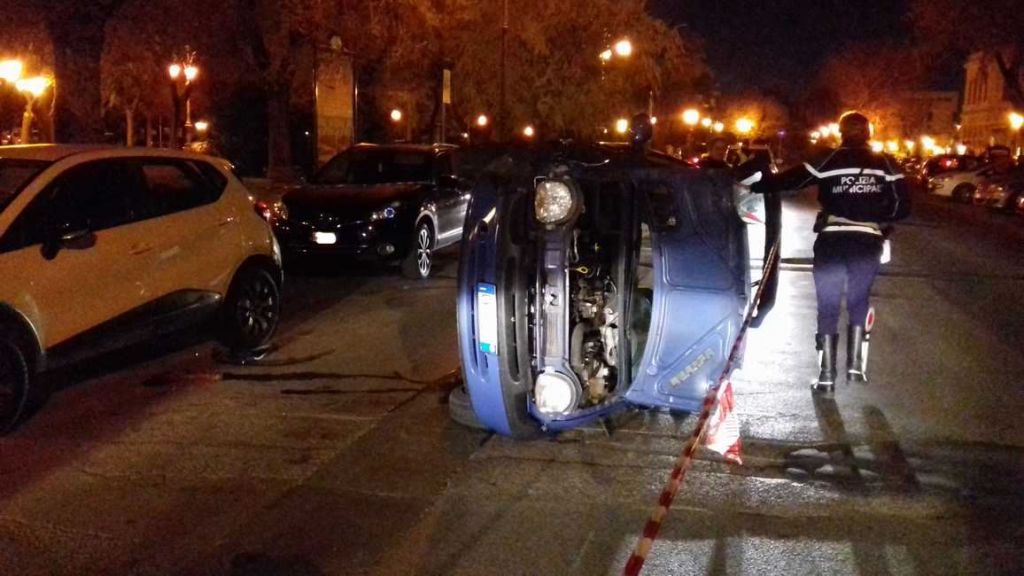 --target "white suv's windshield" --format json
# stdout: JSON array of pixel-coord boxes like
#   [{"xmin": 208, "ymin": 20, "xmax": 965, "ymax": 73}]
[{"xmin": 0, "ymin": 159, "xmax": 50, "ymax": 212}]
